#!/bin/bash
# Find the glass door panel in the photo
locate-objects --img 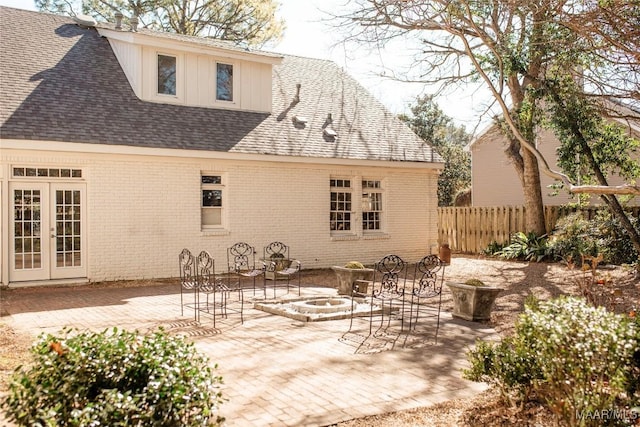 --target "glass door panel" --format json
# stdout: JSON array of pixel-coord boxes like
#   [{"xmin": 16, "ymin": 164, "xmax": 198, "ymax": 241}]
[
  {"xmin": 14, "ymin": 189, "xmax": 42, "ymax": 270},
  {"xmin": 55, "ymin": 189, "xmax": 81, "ymax": 267},
  {"xmin": 50, "ymin": 184, "xmax": 86, "ymax": 279},
  {"xmin": 10, "ymin": 183, "xmax": 48, "ymax": 281}
]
